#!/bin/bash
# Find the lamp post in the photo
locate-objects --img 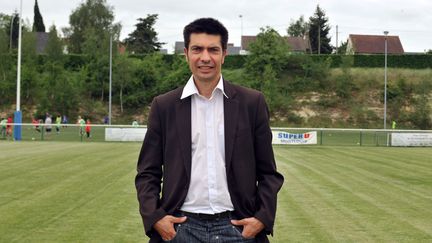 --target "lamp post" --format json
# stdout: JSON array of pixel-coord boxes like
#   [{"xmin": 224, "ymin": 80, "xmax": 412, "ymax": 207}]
[
  {"xmin": 383, "ymin": 31, "xmax": 389, "ymax": 130},
  {"xmin": 239, "ymin": 14, "xmax": 243, "ymax": 51},
  {"xmin": 109, "ymin": 35, "xmax": 112, "ymax": 125},
  {"xmin": 14, "ymin": 0, "xmax": 23, "ymax": 141}
]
